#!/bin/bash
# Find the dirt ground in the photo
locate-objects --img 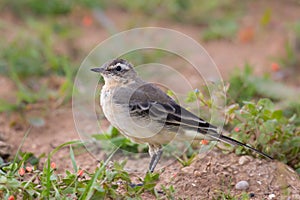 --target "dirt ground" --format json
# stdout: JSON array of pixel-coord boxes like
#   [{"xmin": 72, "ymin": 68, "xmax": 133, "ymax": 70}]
[
  {"xmin": 1, "ymin": 1, "xmax": 300, "ymax": 199},
  {"xmin": 158, "ymin": 152, "xmax": 300, "ymax": 199}
]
